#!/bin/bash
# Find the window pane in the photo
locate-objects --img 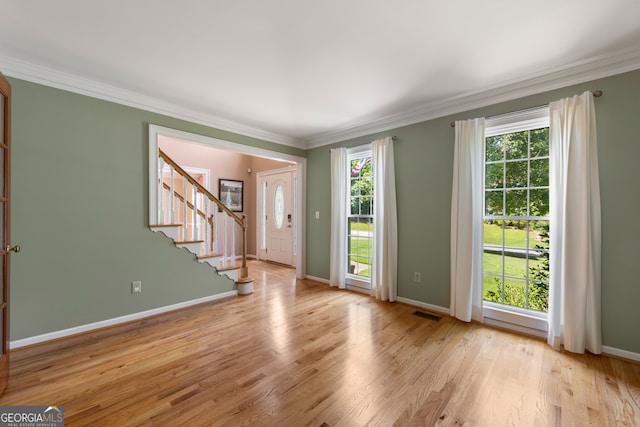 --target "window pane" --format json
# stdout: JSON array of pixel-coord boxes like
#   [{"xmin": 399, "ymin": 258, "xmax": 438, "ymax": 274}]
[
  {"xmin": 361, "ymin": 196, "xmax": 372, "ymax": 215},
  {"xmin": 529, "ymin": 281, "xmax": 549, "ymax": 312},
  {"xmin": 529, "ymin": 221, "xmax": 549, "ymax": 250},
  {"xmin": 530, "ymin": 159, "xmax": 549, "ymax": 187},
  {"xmin": 505, "ymin": 160, "xmax": 528, "ymax": 188},
  {"xmin": 505, "ymin": 189, "xmax": 527, "ymax": 216},
  {"xmin": 529, "ymin": 188, "xmax": 549, "ymax": 216},
  {"xmin": 484, "ymin": 220, "xmax": 503, "ymax": 246},
  {"xmin": 483, "ymin": 275, "xmax": 503, "ymax": 304},
  {"xmin": 503, "ymin": 278, "xmax": 527, "ymax": 309},
  {"xmin": 350, "ymin": 178, "xmax": 359, "ymax": 196},
  {"xmin": 483, "ymin": 250, "xmax": 503, "ymax": 275},
  {"xmin": 485, "ymin": 163, "xmax": 504, "ymax": 189},
  {"xmin": 485, "ymin": 135, "xmax": 504, "ymax": 162},
  {"xmin": 504, "ymin": 221, "xmax": 527, "ymax": 249},
  {"xmin": 504, "ymin": 255, "xmax": 527, "ymax": 279},
  {"xmin": 485, "ymin": 190, "xmax": 503, "ymax": 216},
  {"xmin": 351, "ymin": 197, "xmax": 360, "ymax": 215},
  {"xmin": 505, "ymin": 131, "xmax": 528, "ymax": 160},
  {"xmin": 350, "ymin": 159, "xmax": 361, "ymax": 176},
  {"xmin": 530, "ymin": 128, "xmax": 549, "ymax": 157}
]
